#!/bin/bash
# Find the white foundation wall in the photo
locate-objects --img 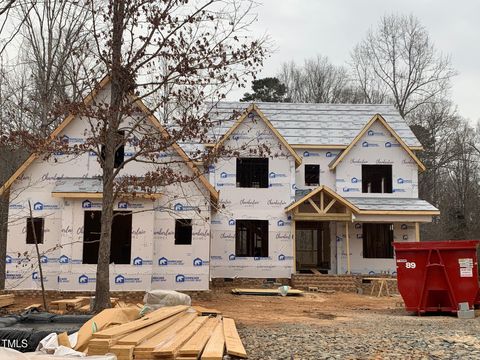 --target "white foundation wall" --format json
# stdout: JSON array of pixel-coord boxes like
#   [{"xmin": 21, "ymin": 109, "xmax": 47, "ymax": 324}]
[
  {"xmin": 335, "ymin": 221, "xmax": 416, "ymax": 275},
  {"xmin": 209, "ymin": 111, "xmax": 295, "ymax": 278},
  {"xmin": 5, "ymin": 83, "xmax": 211, "ymax": 291},
  {"xmin": 294, "ymin": 148, "xmax": 337, "ymax": 189},
  {"xmin": 335, "ymin": 121, "xmax": 419, "ymax": 198}
]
